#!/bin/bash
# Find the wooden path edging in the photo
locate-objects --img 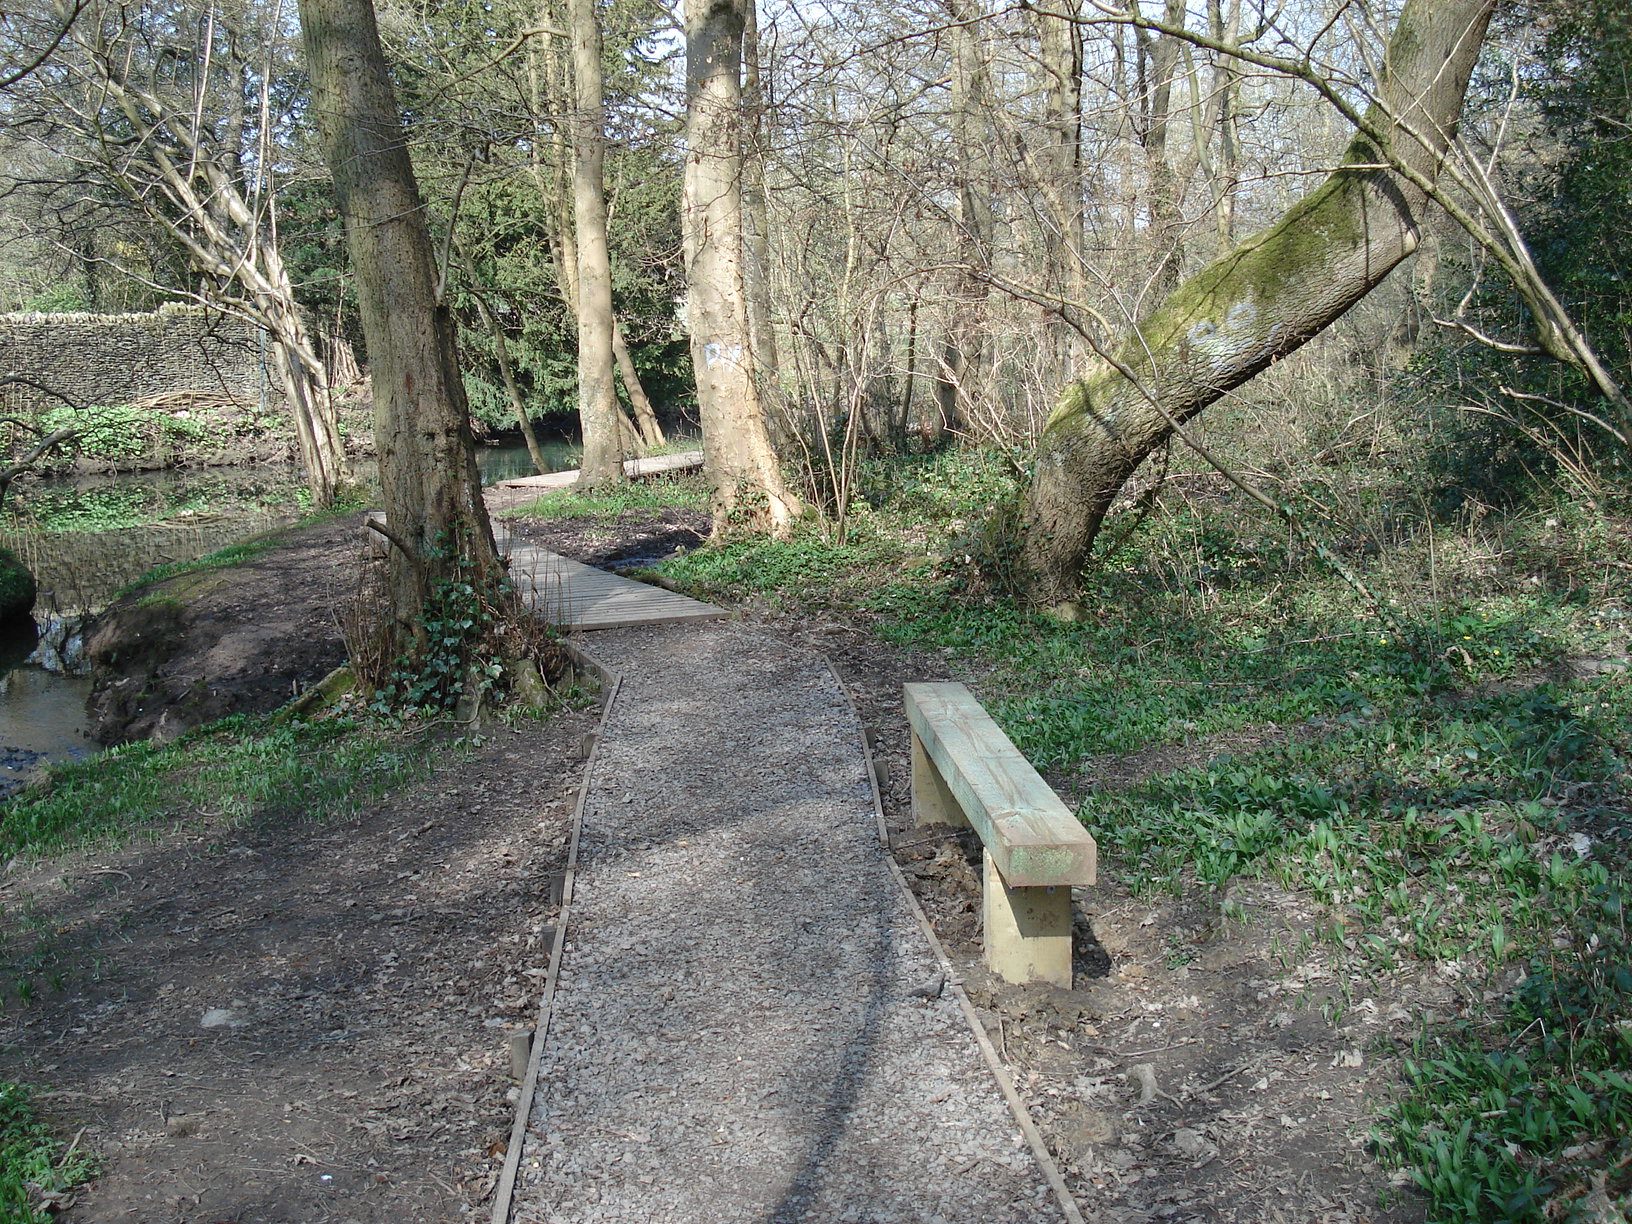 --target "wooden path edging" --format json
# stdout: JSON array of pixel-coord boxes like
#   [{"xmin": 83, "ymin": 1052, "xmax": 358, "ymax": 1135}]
[
  {"xmin": 832, "ymin": 662, "xmax": 1088, "ymax": 1224},
  {"xmin": 905, "ymin": 681, "xmax": 1097, "ymax": 989},
  {"xmin": 490, "ymin": 637, "xmax": 616, "ymax": 1224}
]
